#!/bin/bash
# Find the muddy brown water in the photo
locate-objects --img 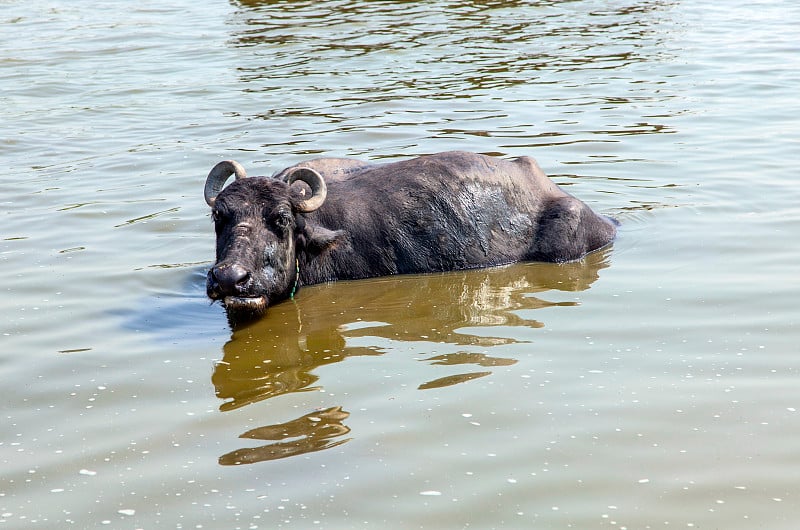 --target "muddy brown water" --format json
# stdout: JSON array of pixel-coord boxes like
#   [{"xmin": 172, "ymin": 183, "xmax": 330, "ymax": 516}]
[{"xmin": 2, "ymin": 0, "xmax": 800, "ymax": 528}]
